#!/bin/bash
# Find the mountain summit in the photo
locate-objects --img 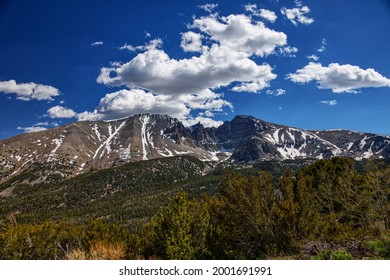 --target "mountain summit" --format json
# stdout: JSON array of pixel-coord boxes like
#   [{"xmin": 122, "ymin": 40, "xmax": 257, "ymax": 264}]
[{"xmin": 1, "ymin": 114, "xmax": 389, "ymax": 183}]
